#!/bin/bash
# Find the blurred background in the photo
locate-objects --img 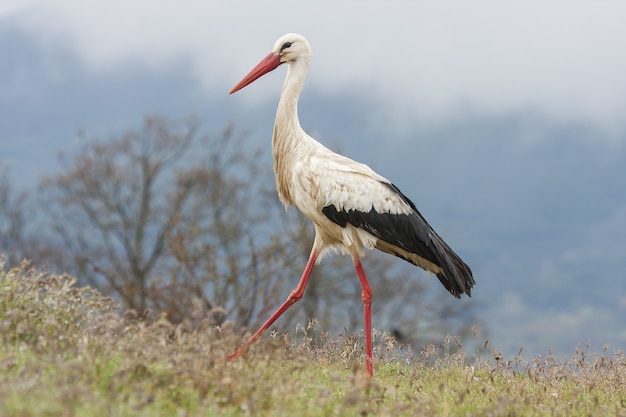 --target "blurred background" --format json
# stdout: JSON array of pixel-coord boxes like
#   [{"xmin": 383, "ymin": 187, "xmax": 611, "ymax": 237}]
[{"xmin": 1, "ymin": 1, "xmax": 625, "ymax": 358}]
